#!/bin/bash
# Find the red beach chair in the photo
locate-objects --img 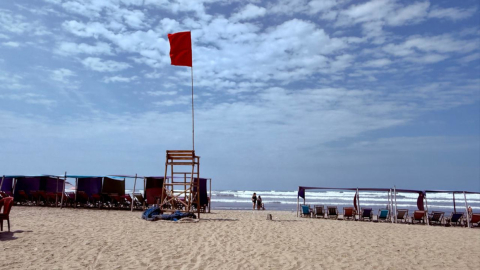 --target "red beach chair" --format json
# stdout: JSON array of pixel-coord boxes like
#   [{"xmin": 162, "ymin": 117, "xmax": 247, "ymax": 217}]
[
  {"xmin": 411, "ymin": 210, "xmax": 426, "ymax": 224},
  {"xmin": 343, "ymin": 207, "xmax": 355, "ymax": 220},
  {"xmin": 0, "ymin": 197, "xmax": 14, "ymax": 232},
  {"xmin": 467, "ymin": 214, "xmax": 480, "ymax": 228}
]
